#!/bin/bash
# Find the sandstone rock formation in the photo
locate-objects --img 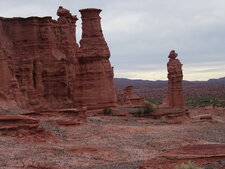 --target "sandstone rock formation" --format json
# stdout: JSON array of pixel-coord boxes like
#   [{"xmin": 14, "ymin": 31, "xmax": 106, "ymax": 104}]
[
  {"xmin": 167, "ymin": 50, "xmax": 184, "ymax": 108},
  {"xmin": 117, "ymin": 86, "xmax": 145, "ymax": 107},
  {"xmin": 0, "ymin": 7, "xmax": 116, "ymax": 110},
  {"xmin": 74, "ymin": 8, "xmax": 116, "ymax": 109},
  {"xmin": 140, "ymin": 144, "xmax": 225, "ymax": 169},
  {"xmin": 155, "ymin": 50, "xmax": 187, "ymax": 120},
  {"xmin": 0, "ymin": 114, "xmax": 52, "ymax": 139}
]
